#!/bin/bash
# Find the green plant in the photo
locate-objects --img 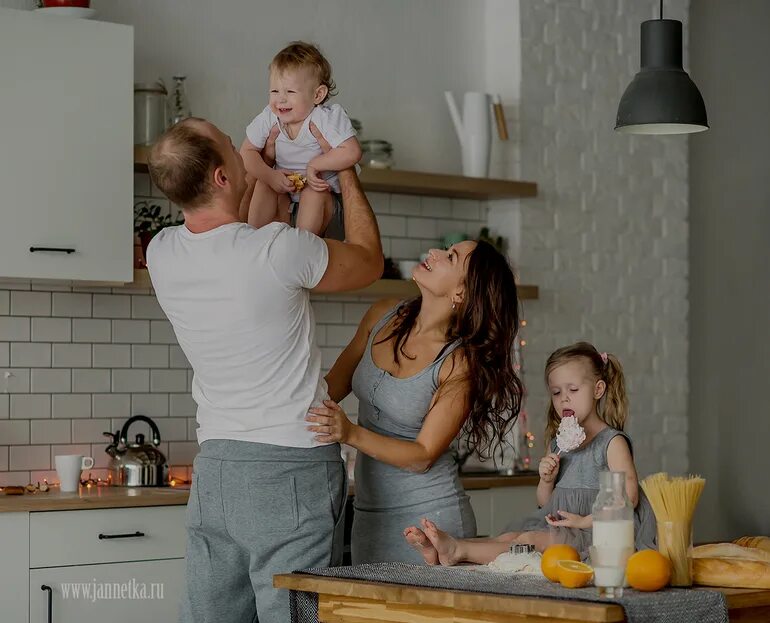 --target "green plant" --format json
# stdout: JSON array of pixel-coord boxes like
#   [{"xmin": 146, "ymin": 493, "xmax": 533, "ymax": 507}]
[
  {"xmin": 478, "ymin": 227, "xmax": 506, "ymax": 254},
  {"xmin": 134, "ymin": 201, "xmax": 183, "ymax": 236}
]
